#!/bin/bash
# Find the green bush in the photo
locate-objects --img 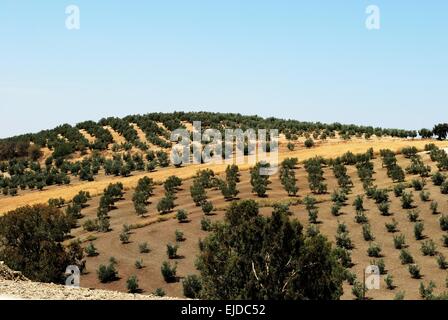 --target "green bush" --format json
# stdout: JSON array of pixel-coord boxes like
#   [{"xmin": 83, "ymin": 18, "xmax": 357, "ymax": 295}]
[
  {"xmin": 135, "ymin": 258, "xmax": 144, "ymax": 269},
  {"xmin": 442, "ymin": 234, "xmax": 448, "ymax": 247},
  {"xmin": 407, "ymin": 209, "xmax": 420, "ymax": 222},
  {"xmin": 408, "ymin": 264, "xmax": 421, "ymax": 279},
  {"xmin": 419, "ymin": 281, "xmax": 436, "ymax": 300},
  {"xmin": 399, "ymin": 249, "xmax": 414, "ymax": 264},
  {"xmin": 83, "ymin": 219, "xmax": 98, "ymax": 232},
  {"xmin": 362, "ymin": 224, "xmax": 375, "ymax": 241},
  {"xmin": 414, "ymin": 222, "xmax": 424, "ymax": 240},
  {"xmin": 384, "ymin": 274, "xmax": 394, "ymax": 290},
  {"xmin": 401, "ymin": 191, "xmax": 414, "ymax": 209},
  {"xmin": 352, "ymin": 281, "xmax": 366, "ymax": 300},
  {"xmin": 175, "ymin": 230, "xmax": 185, "ymax": 242},
  {"xmin": 437, "ymin": 253, "xmax": 448, "ymax": 269},
  {"xmin": 167, "ymin": 243, "xmax": 179, "ymax": 259},
  {"xmin": 354, "ymin": 210, "xmax": 368, "ymax": 224},
  {"xmin": 367, "ymin": 243, "xmax": 382, "ymax": 257},
  {"xmin": 421, "ymin": 240, "xmax": 437, "ymax": 256},
  {"xmin": 385, "ymin": 219, "xmax": 398, "ymax": 233},
  {"xmin": 304, "ymin": 138, "xmax": 315, "ymax": 148},
  {"xmin": 119, "ymin": 231, "xmax": 130, "ymax": 244},
  {"xmin": 182, "ymin": 275, "xmax": 203, "ymax": 299},
  {"xmin": 394, "ymin": 234, "xmax": 406, "ymax": 249},
  {"xmin": 378, "ymin": 201, "xmax": 390, "ymax": 216},
  {"xmin": 176, "ymin": 209, "xmax": 189, "ymax": 223},
  {"xmin": 431, "ymin": 201, "xmax": 439, "ymax": 214},
  {"xmin": 202, "ymin": 201, "xmax": 214, "ymax": 215},
  {"xmin": 370, "ymin": 258, "xmax": 386, "ymax": 274},
  {"xmin": 335, "ymin": 232, "xmax": 353, "ymax": 250},
  {"xmin": 419, "ymin": 191, "xmax": 430, "ymax": 202},
  {"xmin": 201, "ymin": 217, "xmax": 212, "ymax": 231},
  {"xmin": 97, "ymin": 261, "xmax": 118, "ymax": 283},
  {"xmin": 139, "ymin": 242, "xmax": 150, "ymax": 253},
  {"xmin": 161, "ymin": 261, "xmax": 177, "ymax": 283},
  {"xmin": 393, "ymin": 183, "xmax": 406, "ymax": 197},
  {"xmin": 440, "ymin": 215, "xmax": 448, "ymax": 231},
  {"xmin": 308, "ymin": 208, "xmax": 318, "ymax": 224},
  {"xmin": 394, "ymin": 291, "xmax": 405, "ymax": 300},
  {"xmin": 331, "ymin": 203, "xmax": 342, "ymax": 216},
  {"xmin": 411, "ymin": 179, "xmax": 424, "ymax": 191},
  {"xmin": 353, "ymin": 195, "xmax": 364, "ymax": 211},
  {"xmin": 153, "ymin": 288, "xmax": 166, "ymax": 297},
  {"xmin": 85, "ymin": 242, "xmax": 98, "ymax": 257},
  {"xmin": 126, "ymin": 275, "xmax": 139, "ymax": 293}
]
